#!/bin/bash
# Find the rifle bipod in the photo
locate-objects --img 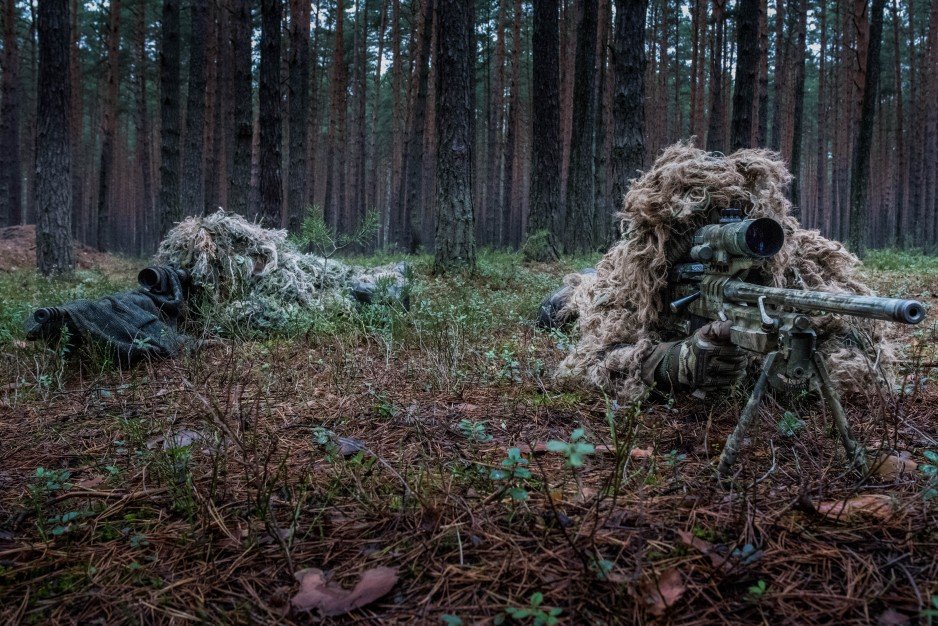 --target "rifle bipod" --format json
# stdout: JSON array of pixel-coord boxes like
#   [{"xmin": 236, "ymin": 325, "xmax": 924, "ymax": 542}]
[{"xmin": 715, "ymin": 351, "xmax": 869, "ymax": 480}]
